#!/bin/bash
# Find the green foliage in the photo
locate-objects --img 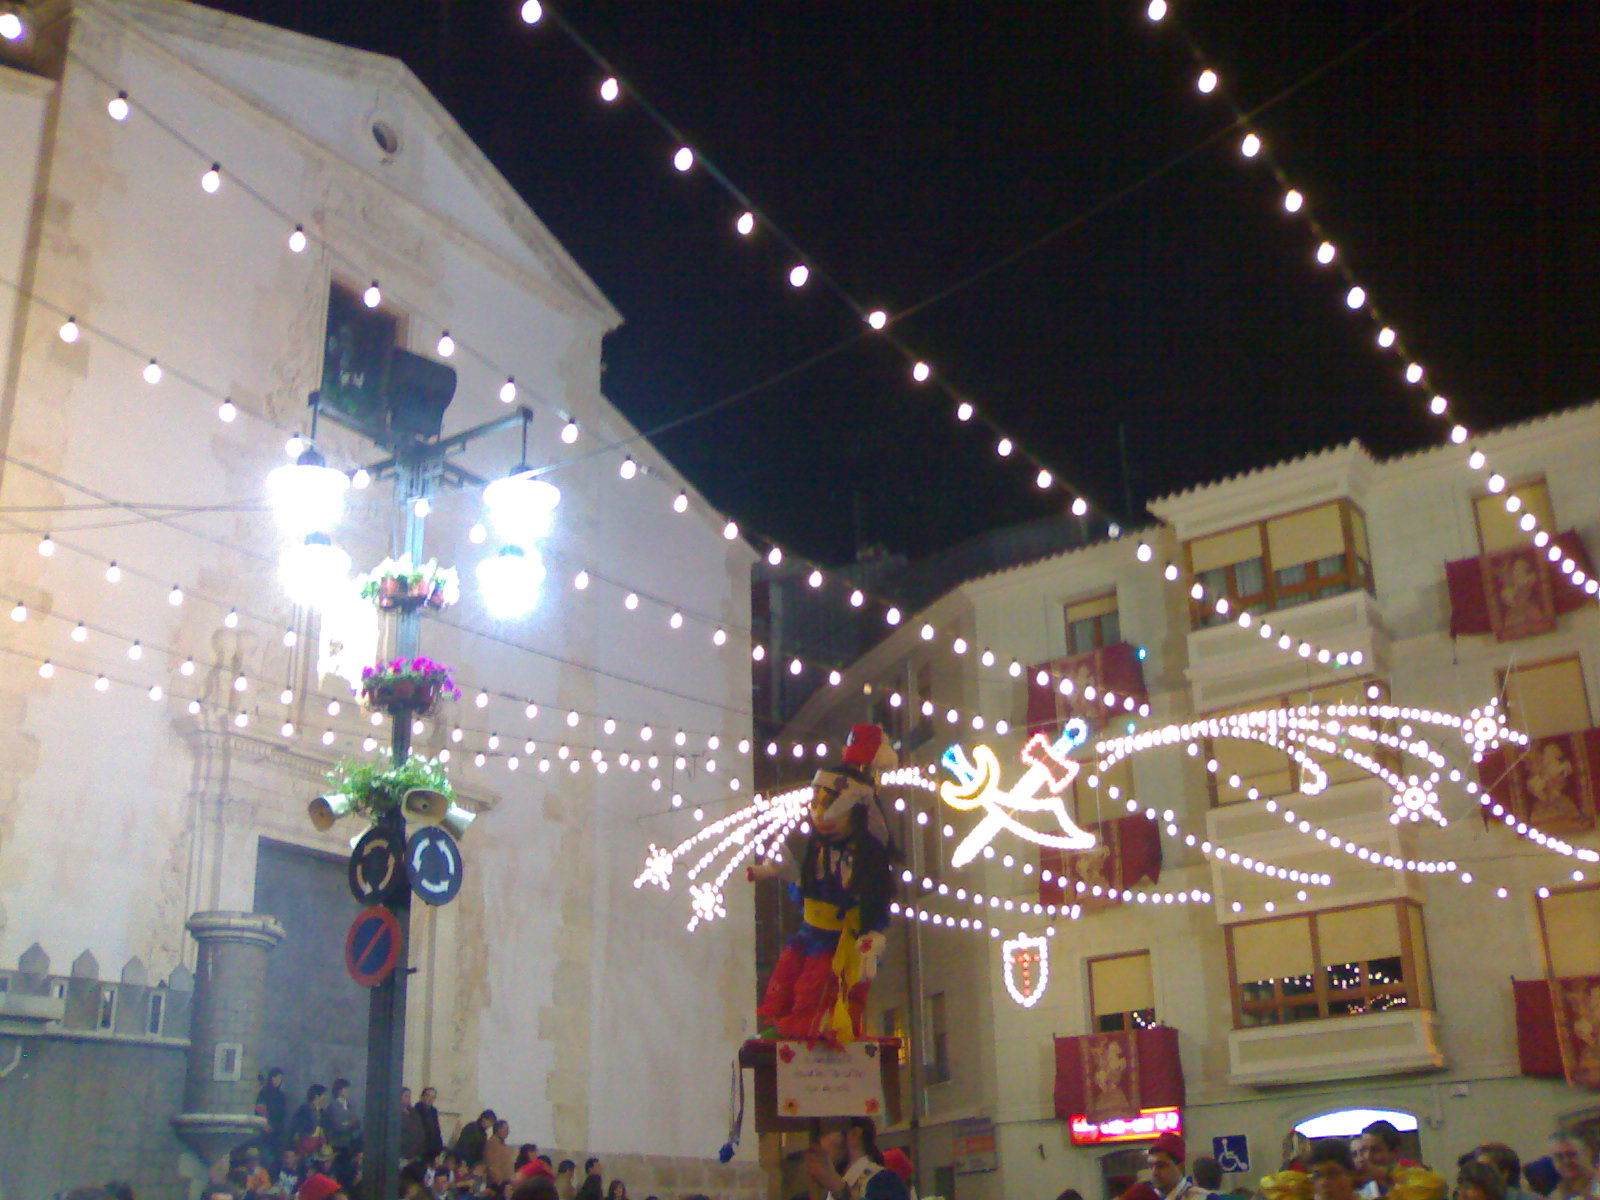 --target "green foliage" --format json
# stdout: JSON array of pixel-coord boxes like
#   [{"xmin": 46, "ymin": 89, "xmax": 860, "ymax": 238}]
[{"xmin": 326, "ymin": 753, "xmax": 453, "ymax": 820}]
